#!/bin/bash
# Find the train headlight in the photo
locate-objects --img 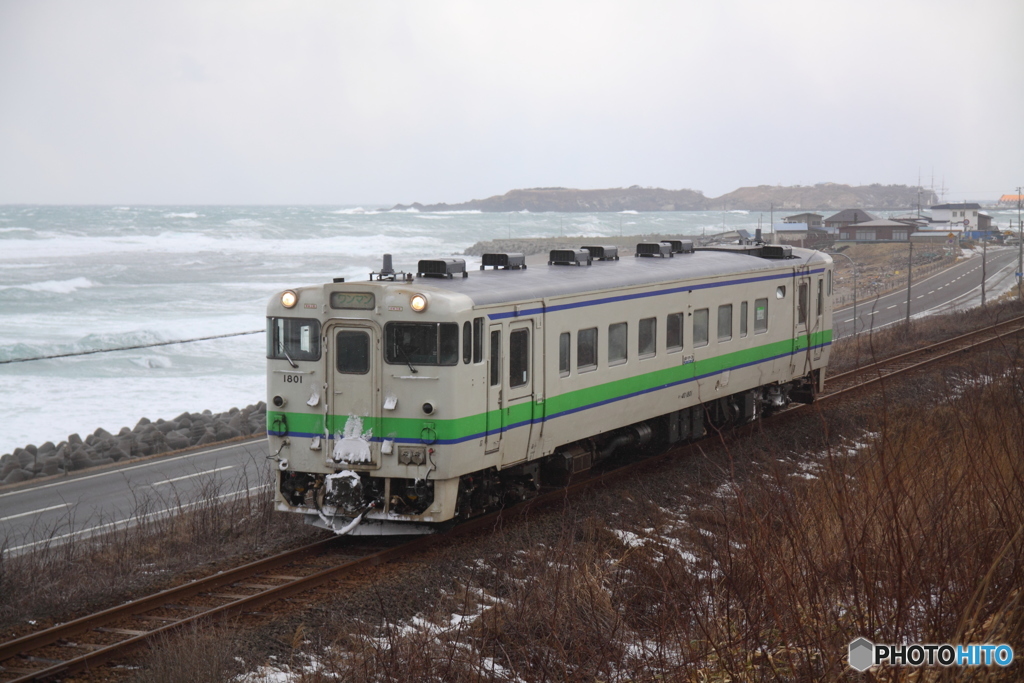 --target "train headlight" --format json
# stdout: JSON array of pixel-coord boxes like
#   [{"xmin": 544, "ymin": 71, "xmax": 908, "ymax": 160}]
[
  {"xmin": 281, "ymin": 290, "xmax": 298, "ymax": 308},
  {"xmin": 410, "ymin": 294, "xmax": 427, "ymax": 312}
]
